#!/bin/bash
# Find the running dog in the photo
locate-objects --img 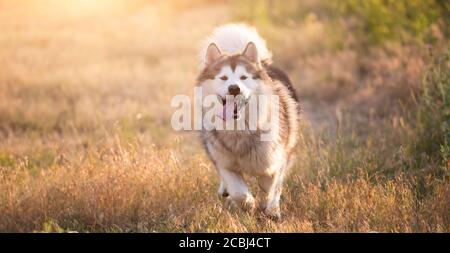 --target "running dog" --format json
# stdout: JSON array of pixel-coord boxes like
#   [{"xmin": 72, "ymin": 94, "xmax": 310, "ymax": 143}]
[{"xmin": 197, "ymin": 24, "xmax": 300, "ymax": 219}]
